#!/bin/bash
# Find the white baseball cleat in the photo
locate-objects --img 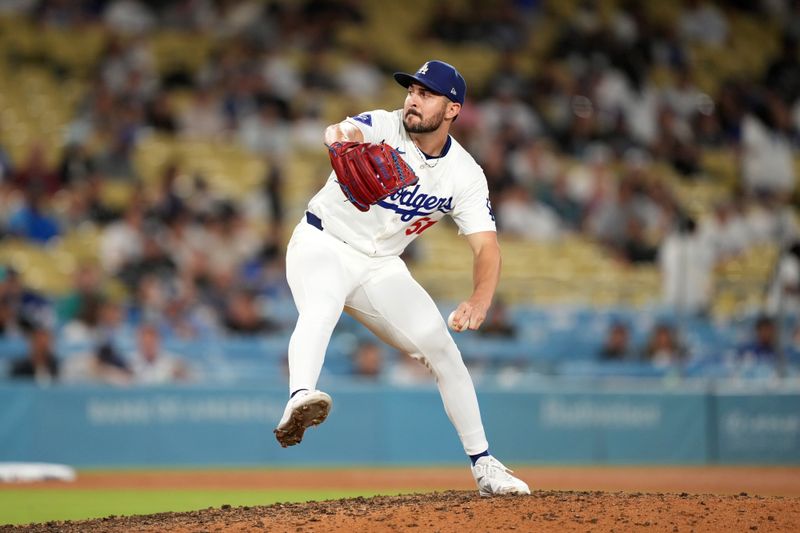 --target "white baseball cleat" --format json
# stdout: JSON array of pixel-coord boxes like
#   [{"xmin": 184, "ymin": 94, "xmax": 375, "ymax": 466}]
[
  {"xmin": 471, "ymin": 456, "xmax": 531, "ymax": 496},
  {"xmin": 274, "ymin": 390, "xmax": 332, "ymax": 448}
]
